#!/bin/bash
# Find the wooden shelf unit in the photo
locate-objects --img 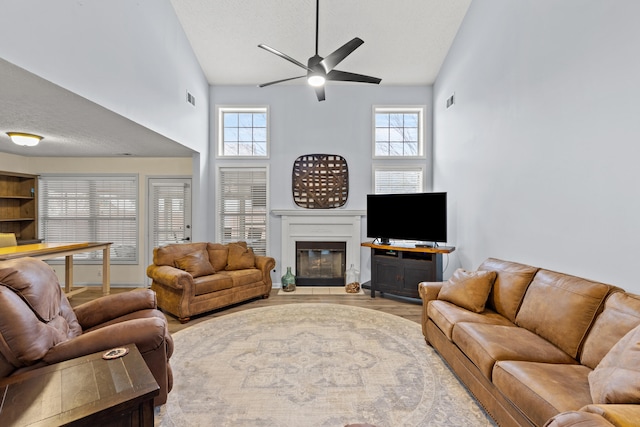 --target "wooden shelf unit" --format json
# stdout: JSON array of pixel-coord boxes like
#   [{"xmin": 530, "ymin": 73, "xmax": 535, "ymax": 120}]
[
  {"xmin": 0, "ymin": 171, "xmax": 39, "ymax": 244},
  {"xmin": 362, "ymin": 241, "xmax": 455, "ymax": 299}
]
